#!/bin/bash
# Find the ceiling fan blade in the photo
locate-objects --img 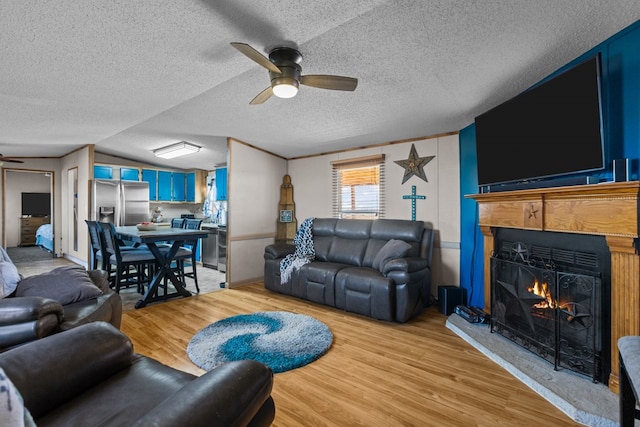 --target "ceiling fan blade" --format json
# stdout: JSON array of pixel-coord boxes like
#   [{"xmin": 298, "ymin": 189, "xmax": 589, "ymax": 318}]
[
  {"xmin": 0, "ymin": 154, "xmax": 24, "ymax": 163},
  {"xmin": 230, "ymin": 42, "xmax": 282, "ymax": 74},
  {"xmin": 249, "ymin": 86, "xmax": 274, "ymax": 105},
  {"xmin": 300, "ymin": 75, "xmax": 358, "ymax": 91}
]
